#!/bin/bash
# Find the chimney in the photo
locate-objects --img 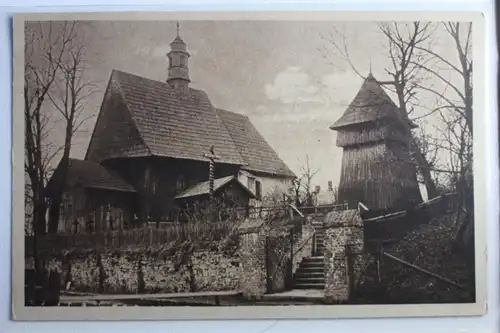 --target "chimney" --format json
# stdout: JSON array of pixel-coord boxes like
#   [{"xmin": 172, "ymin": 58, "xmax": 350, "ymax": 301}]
[{"xmin": 328, "ymin": 181, "xmax": 333, "ymax": 192}]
